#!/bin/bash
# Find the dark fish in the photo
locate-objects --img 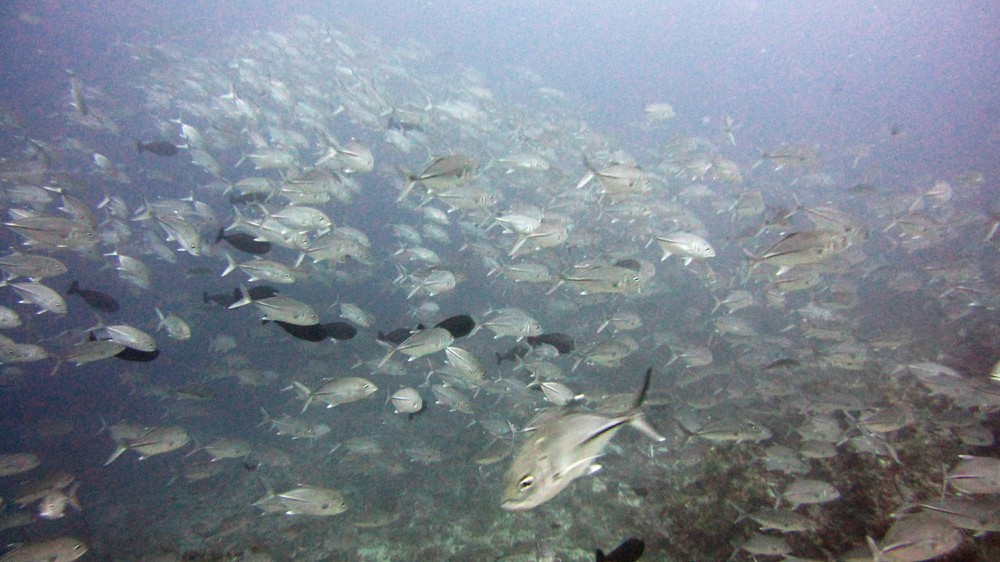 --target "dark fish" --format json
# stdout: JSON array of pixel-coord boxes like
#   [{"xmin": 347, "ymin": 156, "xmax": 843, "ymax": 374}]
[
  {"xmin": 136, "ymin": 140, "xmax": 179, "ymax": 156},
  {"xmin": 495, "ymin": 342, "xmax": 531, "ymax": 365},
  {"xmin": 387, "ymin": 113, "xmax": 423, "ymax": 132},
  {"xmin": 596, "ymin": 538, "xmax": 645, "ymax": 562},
  {"xmin": 247, "ymin": 285, "xmax": 279, "ymax": 300},
  {"xmin": 763, "ymin": 358, "xmax": 800, "ymax": 370},
  {"xmin": 215, "ymin": 227, "xmax": 272, "ymax": 255},
  {"xmin": 114, "ymin": 347, "xmax": 159, "ymax": 362},
  {"xmin": 203, "ymin": 291, "xmax": 237, "ymax": 307},
  {"xmin": 203, "ymin": 286, "xmax": 279, "ymax": 308},
  {"xmin": 274, "ymin": 321, "xmax": 327, "ymax": 342},
  {"xmin": 323, "ymin": 322, "xmax": 357, "ymax": 341},
  {"xmin": 185, "ymin": 266, "xmax": 215, "ymax": 278},
  {"xmin": 67, "ymin": 281, "xmax": 119, "ymax": 313},
  {"xmin": 435, "ymin": 314, "xmax": 476, "ymax": 339},
  {"xmin": 526, "ymin": 332, "xmax": 576, "ymax": 355},
  {"xmin": 228, "ymin": 191, "xmax": 270, "ymax": 206},
  {"xmin": 613, "ymin": 258, "xmax": 642, "ymax": 272},
  {"xmin": 377, "ymin": 324, "xmax": 425, "ymax": 346}
]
